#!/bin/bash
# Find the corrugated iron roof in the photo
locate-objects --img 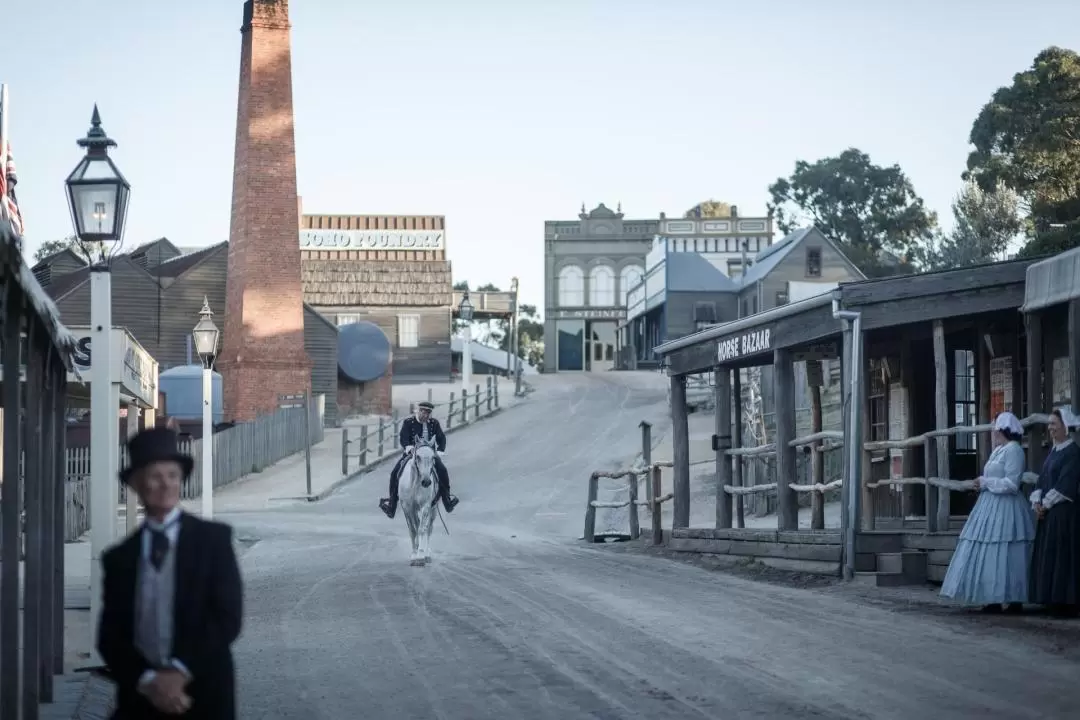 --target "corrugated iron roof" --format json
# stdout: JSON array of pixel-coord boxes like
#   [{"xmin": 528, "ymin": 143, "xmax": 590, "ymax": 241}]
[{"xmin": 1022, "ymin": 246, "xmax": 1080, "ymax": 312}]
